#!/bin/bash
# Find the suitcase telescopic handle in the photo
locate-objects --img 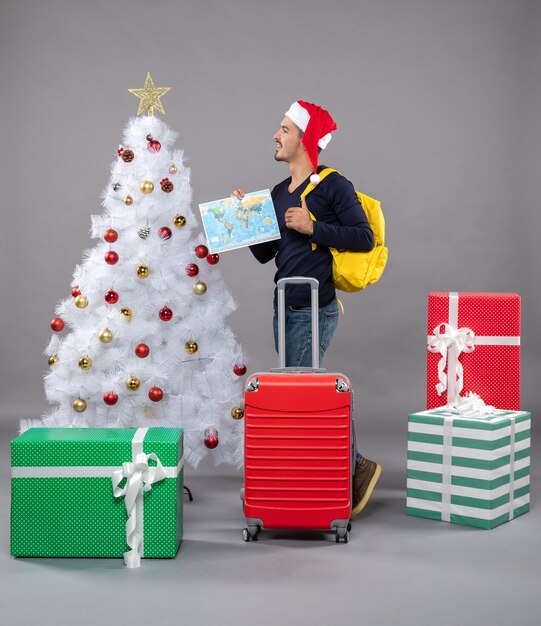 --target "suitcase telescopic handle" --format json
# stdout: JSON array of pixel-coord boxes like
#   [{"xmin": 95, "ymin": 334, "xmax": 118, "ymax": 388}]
[{"xmin": 276, "ymin": 277, "xmax": 320, "ymax": 369}]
